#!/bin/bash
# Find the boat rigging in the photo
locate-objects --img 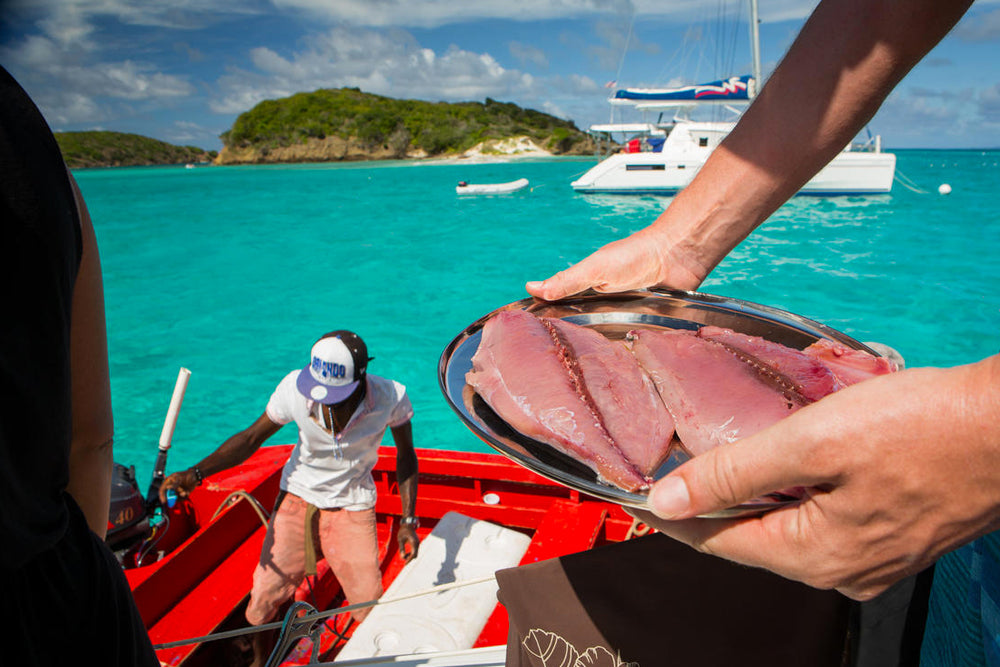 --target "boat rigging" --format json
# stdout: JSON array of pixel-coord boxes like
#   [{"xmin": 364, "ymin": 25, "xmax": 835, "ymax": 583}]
[{"xmin": 571, "ymin": 0, "xmax": 896, "ymax": 196}]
